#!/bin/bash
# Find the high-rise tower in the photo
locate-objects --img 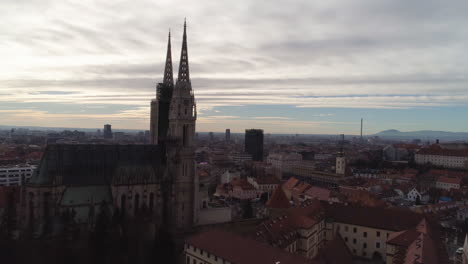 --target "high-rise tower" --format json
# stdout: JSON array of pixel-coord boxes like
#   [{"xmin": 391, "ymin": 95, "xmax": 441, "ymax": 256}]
[{"xmin": 167, "ymin": 20, "xmax": 198, "ymax": 230}]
